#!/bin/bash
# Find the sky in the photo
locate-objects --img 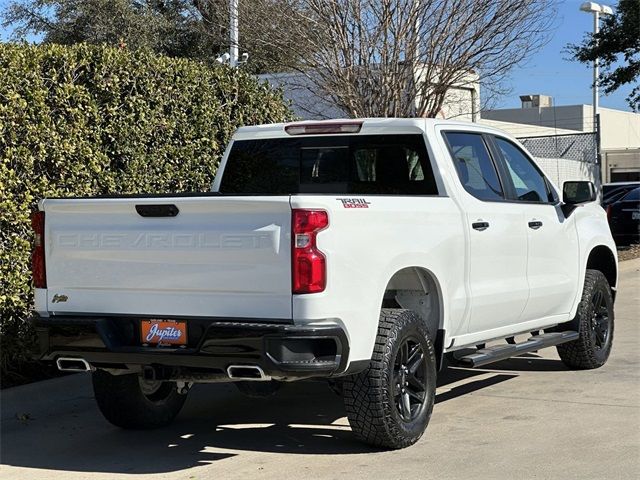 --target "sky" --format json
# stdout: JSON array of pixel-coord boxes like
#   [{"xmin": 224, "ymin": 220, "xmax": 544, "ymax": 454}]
[
  {"xmin": 0, "ymin": 0, "xmax": 634, "ymax": 112},
  {"xmin": 499, "ymin": 0, "xmax": 633, "ymax": 111}
]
